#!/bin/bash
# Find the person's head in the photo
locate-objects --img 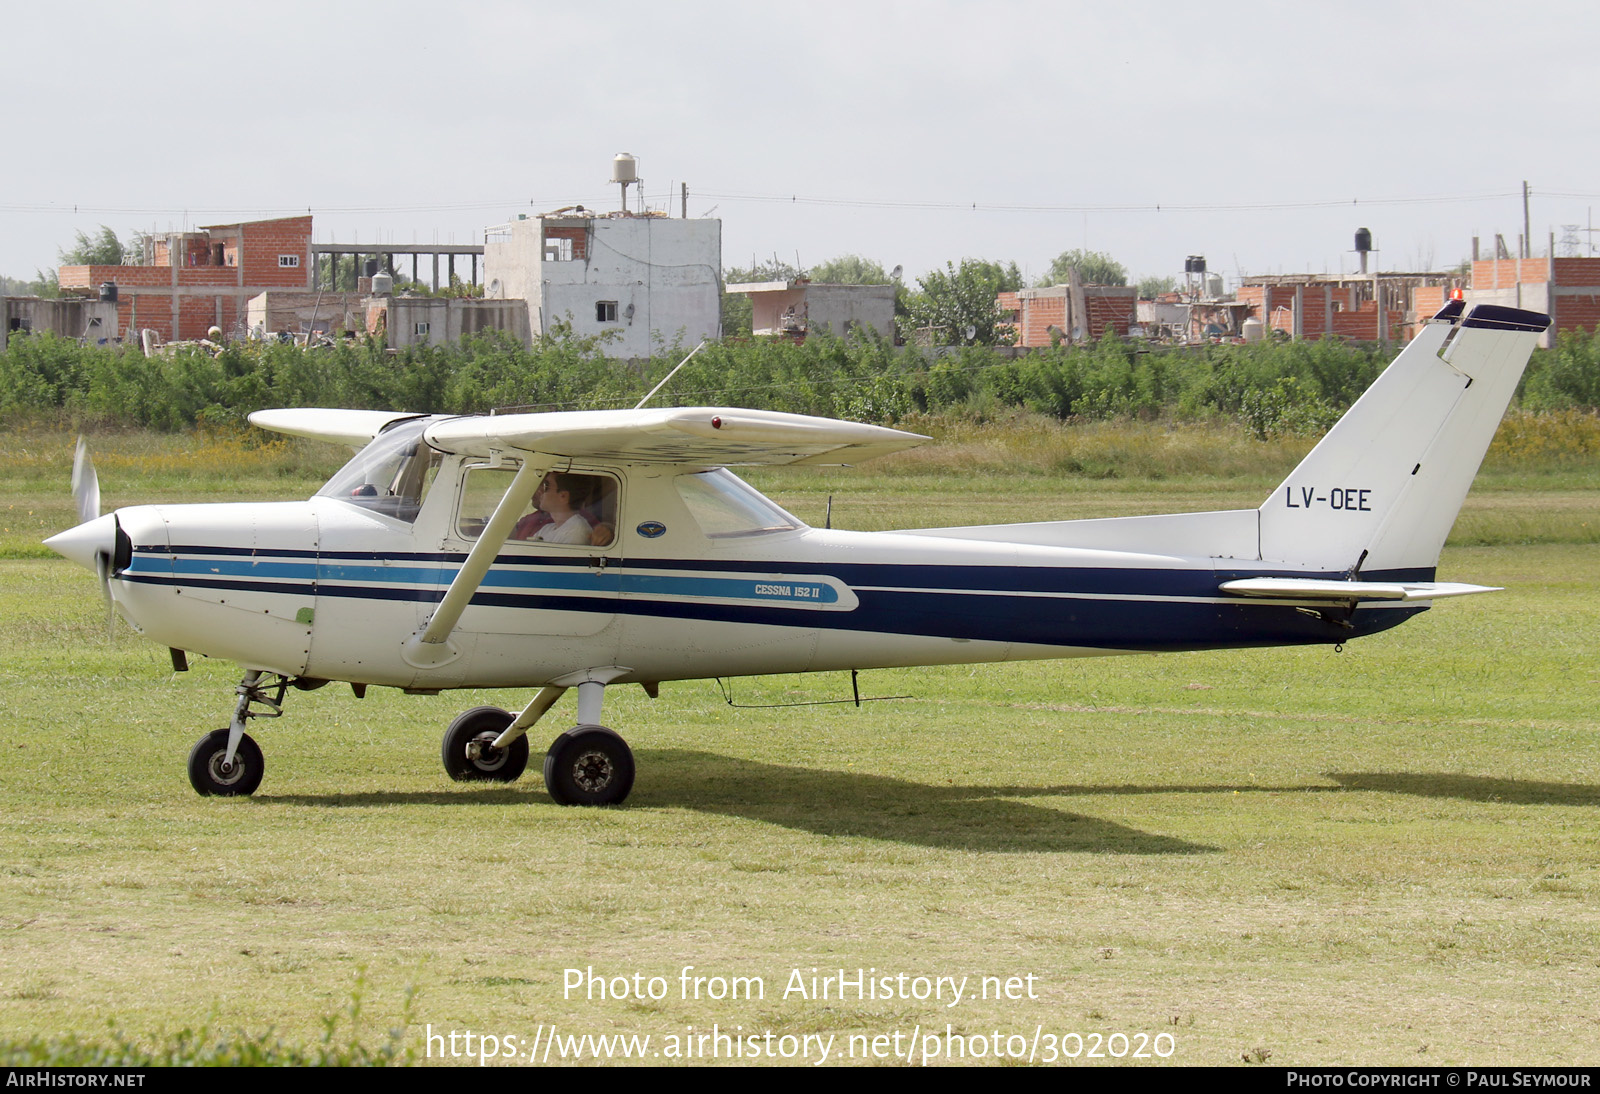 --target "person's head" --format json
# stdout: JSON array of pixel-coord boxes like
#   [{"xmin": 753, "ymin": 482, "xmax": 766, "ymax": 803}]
[{"xmin": 537, "ymin": 472, "xmax": 589, "ymax": 516}]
